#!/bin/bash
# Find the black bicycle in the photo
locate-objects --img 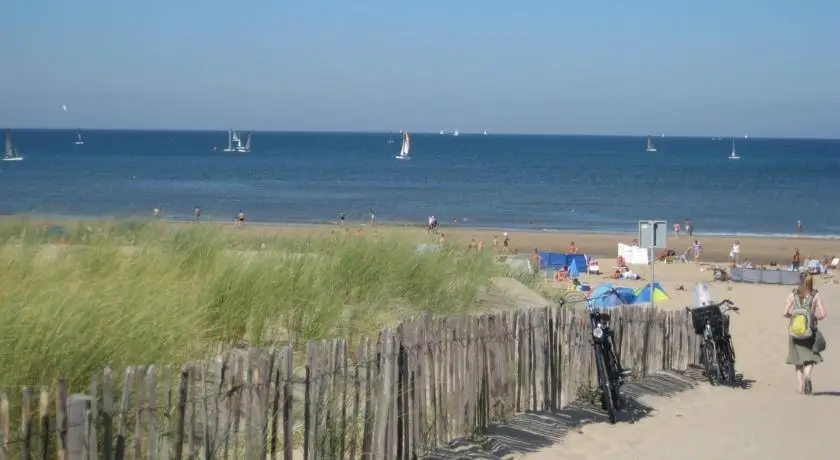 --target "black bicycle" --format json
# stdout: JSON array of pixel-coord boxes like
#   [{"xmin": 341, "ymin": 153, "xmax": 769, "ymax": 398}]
[
  {"xmin": 688, "ymin": 299, "xmax": 741, "ymax": 386},
  {"xmin": 587, "ymin": 301, "xmax": 632, "ymax": 424}
]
